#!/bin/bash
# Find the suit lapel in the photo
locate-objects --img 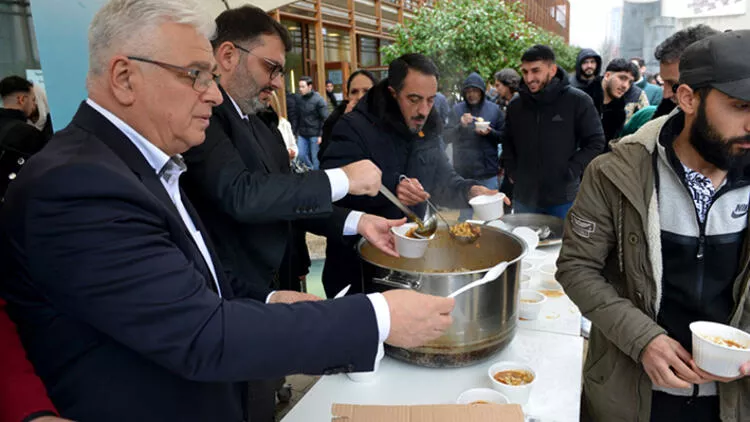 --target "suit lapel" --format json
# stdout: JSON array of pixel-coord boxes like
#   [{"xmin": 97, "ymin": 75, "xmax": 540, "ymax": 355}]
[
  {"xmin": 71, "ymin": 102, "xmax": 220, "ymax": 293},
  {"xmin": 217, "ymin": 87, "xmax": 274, "ymax": 174}
]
